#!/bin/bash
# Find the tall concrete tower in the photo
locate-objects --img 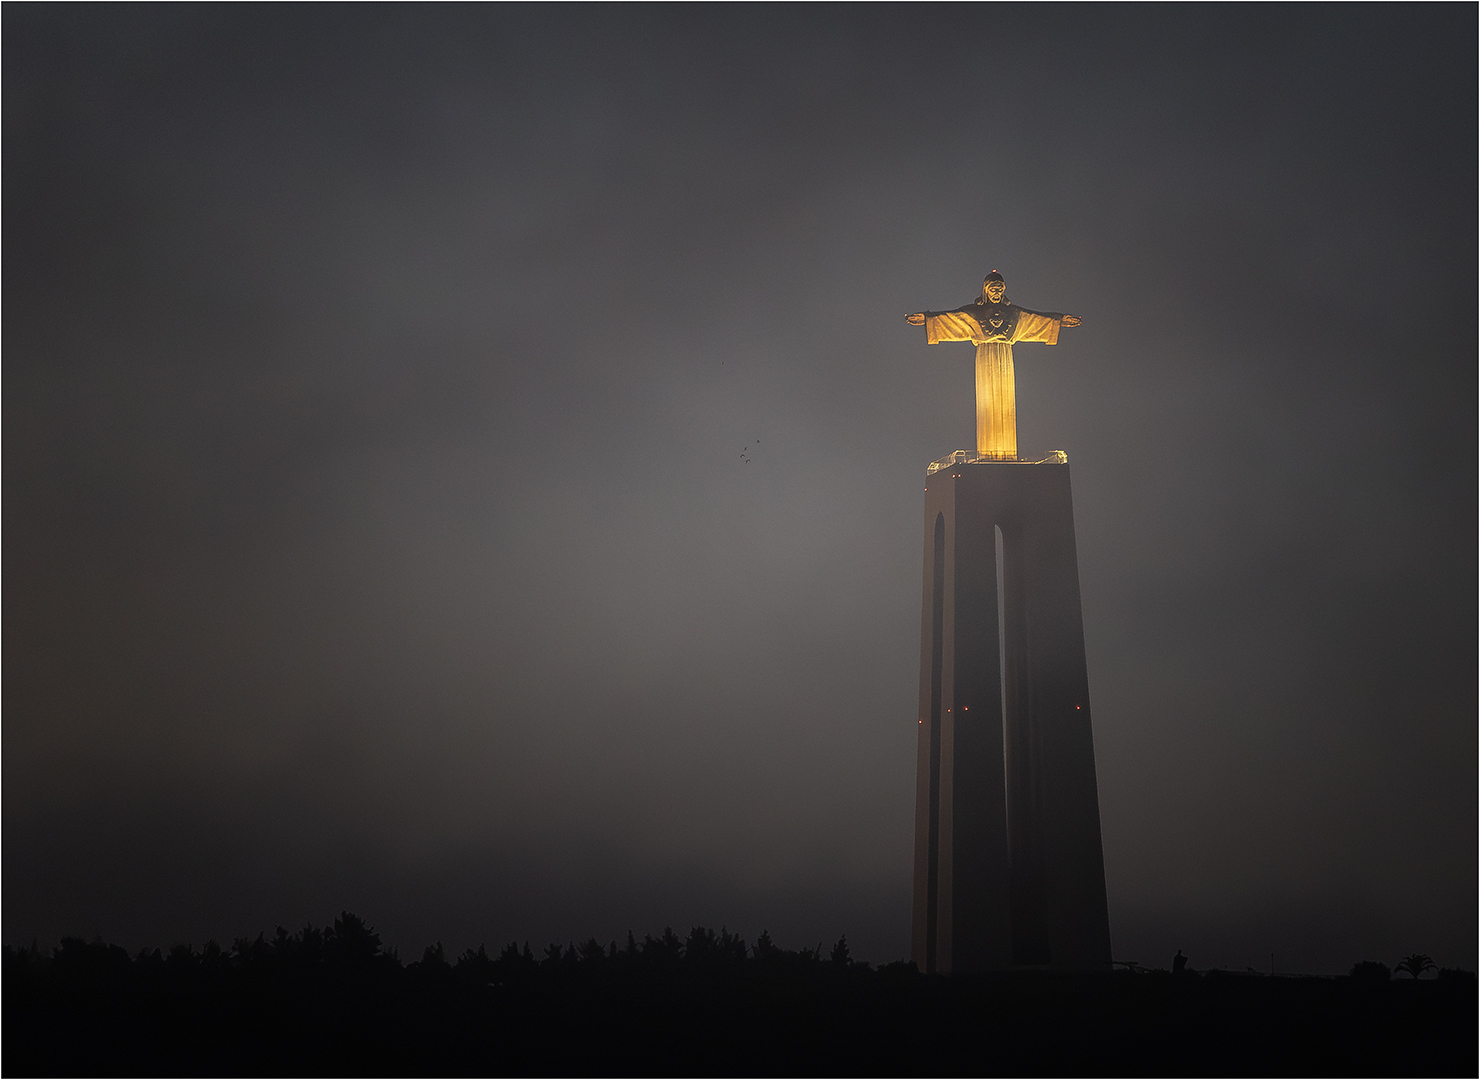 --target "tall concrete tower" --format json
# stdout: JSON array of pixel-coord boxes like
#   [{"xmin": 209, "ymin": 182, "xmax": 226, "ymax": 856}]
[{"xmin": 910, "ymin": 454, "xmax": 1111, "ymax": 973}]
